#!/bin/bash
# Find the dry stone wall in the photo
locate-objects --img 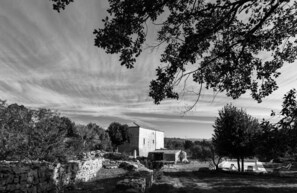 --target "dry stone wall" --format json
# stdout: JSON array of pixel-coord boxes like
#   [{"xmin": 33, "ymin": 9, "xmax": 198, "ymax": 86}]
[
  {"xmin": 0, "ymin": 155, "xmax": 104, "ymax": 193},
  {"xmin": 0, "ymin": 161, "xmax": 55, "ymax": 193}
]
